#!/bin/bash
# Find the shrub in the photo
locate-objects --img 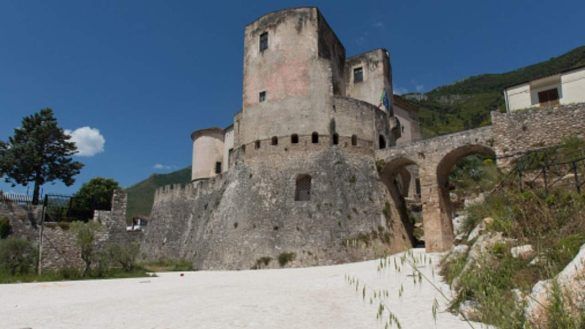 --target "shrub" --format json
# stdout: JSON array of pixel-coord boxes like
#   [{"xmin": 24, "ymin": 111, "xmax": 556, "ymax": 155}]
[
  {"xmin": 277, "ymin": 252, "xmax": 296, "ymax": 267},
  {"xmin": 0, "ymin": 237, "xmax": 37, "ymax": 275},
  {"xmin": 107, "ymin": 242, "xmax": 140, "ymax": 272},
  {"xmin": 0, "ymin": 217, "xmax": 11, "ymax": 239},
  {"xmin": 70, "ymin": 221, "xmax": 102, "ymax": 275},
  {"xmin": 252, "ymin": 256, "xmax": 272, "ymax": 269}
]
